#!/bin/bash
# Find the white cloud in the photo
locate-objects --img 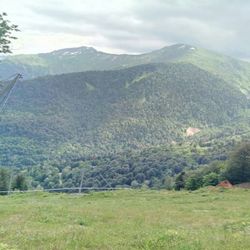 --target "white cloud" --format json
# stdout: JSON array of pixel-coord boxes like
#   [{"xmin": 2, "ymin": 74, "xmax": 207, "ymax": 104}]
[{"xmin": 2, "ymin": 0, "xmax": 250, "ymax": 59}]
